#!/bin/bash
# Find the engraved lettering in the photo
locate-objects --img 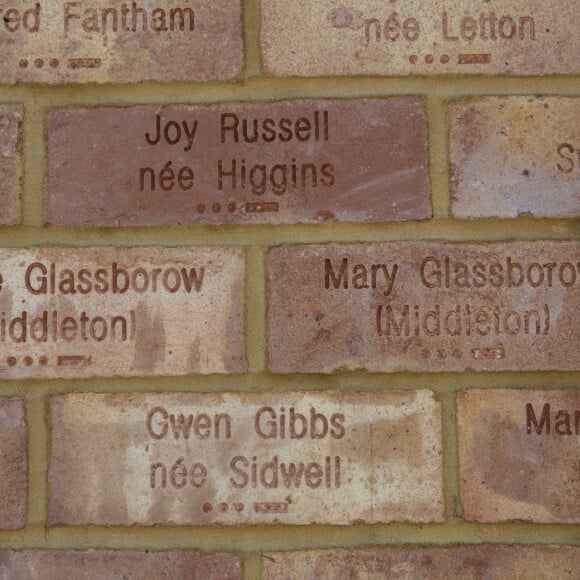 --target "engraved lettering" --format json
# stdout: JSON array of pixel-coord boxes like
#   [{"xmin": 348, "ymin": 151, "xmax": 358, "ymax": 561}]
[
  {"xmin": 556, "ymin": 143, "xmax": 579, "ymax": 174},
  {"xmin": 324, "ymin": 258, "xmax": 398, "ymax": 296},
  {"xmin": 442, "ymin": 11, "xmax": 535, "ymax": 42},
  {"xmin": 526, "ymin": 403, "xmax": 580, "ymax": 436}
]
